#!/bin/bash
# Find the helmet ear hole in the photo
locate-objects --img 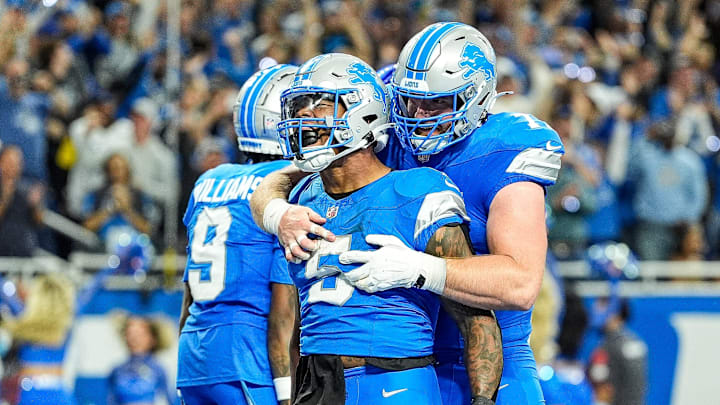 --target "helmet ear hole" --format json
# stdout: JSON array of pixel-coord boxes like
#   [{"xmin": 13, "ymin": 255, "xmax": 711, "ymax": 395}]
[{"xmin": 363, "ymin": 114, "xmax": 378, "ymax": 124}]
